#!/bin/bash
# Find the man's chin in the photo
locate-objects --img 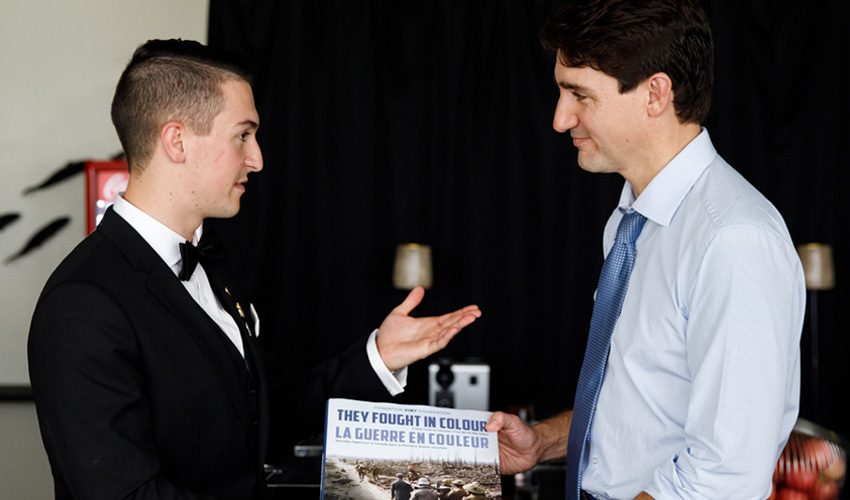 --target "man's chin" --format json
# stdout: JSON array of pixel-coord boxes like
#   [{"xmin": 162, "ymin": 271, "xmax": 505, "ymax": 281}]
[
  {"xmin": 576, "ymin": 153, "xmax": 594, "ymax": 172},
  {"xmin": 209, "ymin": 203, "xmax": 241, "ymax": 219},
  {"xmin": 576, "ymin": 152, "xmax": 606, "ymax": 174}
]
